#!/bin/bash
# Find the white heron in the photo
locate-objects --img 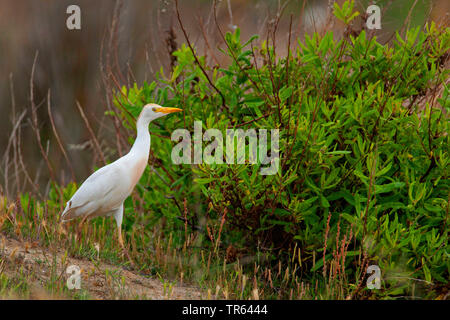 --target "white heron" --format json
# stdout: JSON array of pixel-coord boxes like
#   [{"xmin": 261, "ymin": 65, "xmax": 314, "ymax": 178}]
[{"xmin": 61, "ymin": 103, "xmax": 182, "ymax": 250}]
